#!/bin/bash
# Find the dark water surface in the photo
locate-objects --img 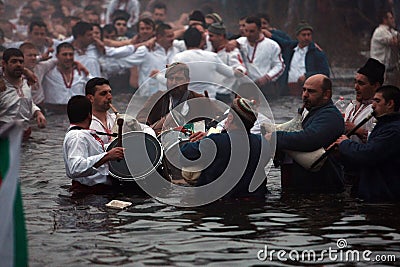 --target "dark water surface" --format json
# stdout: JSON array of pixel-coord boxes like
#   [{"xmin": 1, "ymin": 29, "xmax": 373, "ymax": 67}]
[{"xmin": 20, "ymin": 90, "xmax": 400, "ymax": 266}]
